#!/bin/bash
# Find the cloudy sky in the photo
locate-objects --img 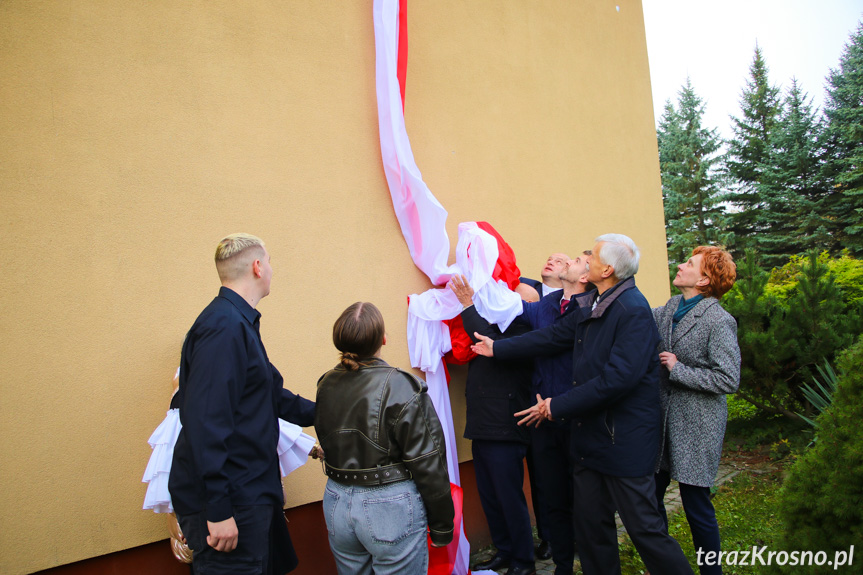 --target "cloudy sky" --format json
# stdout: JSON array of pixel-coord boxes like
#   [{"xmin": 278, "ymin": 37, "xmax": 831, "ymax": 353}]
[{"xmin": 642, "ymin": 0, "xmax": 863, "ymax": 139}]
